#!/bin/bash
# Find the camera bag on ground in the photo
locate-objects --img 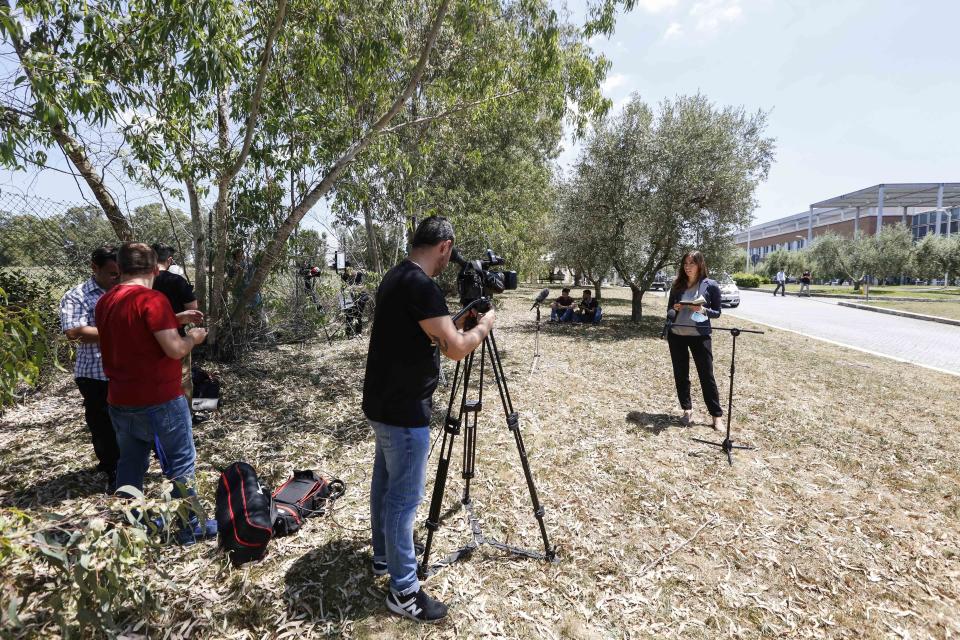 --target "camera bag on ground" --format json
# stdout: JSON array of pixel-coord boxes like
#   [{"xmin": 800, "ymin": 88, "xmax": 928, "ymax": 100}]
[
  {"xmin": 191, "ymin": 366, "xmax": 221, "ymax": 412},
  {"xmin": 216, "ymin": 462, "xmax": 276, "ymax": 566},
  {"xmin": 271, "ymin": 470, "xmax": 346, "ymax": 537}
]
